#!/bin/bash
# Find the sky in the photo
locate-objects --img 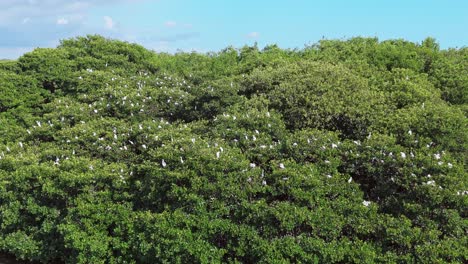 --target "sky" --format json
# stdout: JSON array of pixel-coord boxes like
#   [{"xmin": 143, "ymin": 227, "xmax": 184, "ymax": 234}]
[{"xmin": 0, "ymin": 0, "xmax": 467, "ymax": 59}]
